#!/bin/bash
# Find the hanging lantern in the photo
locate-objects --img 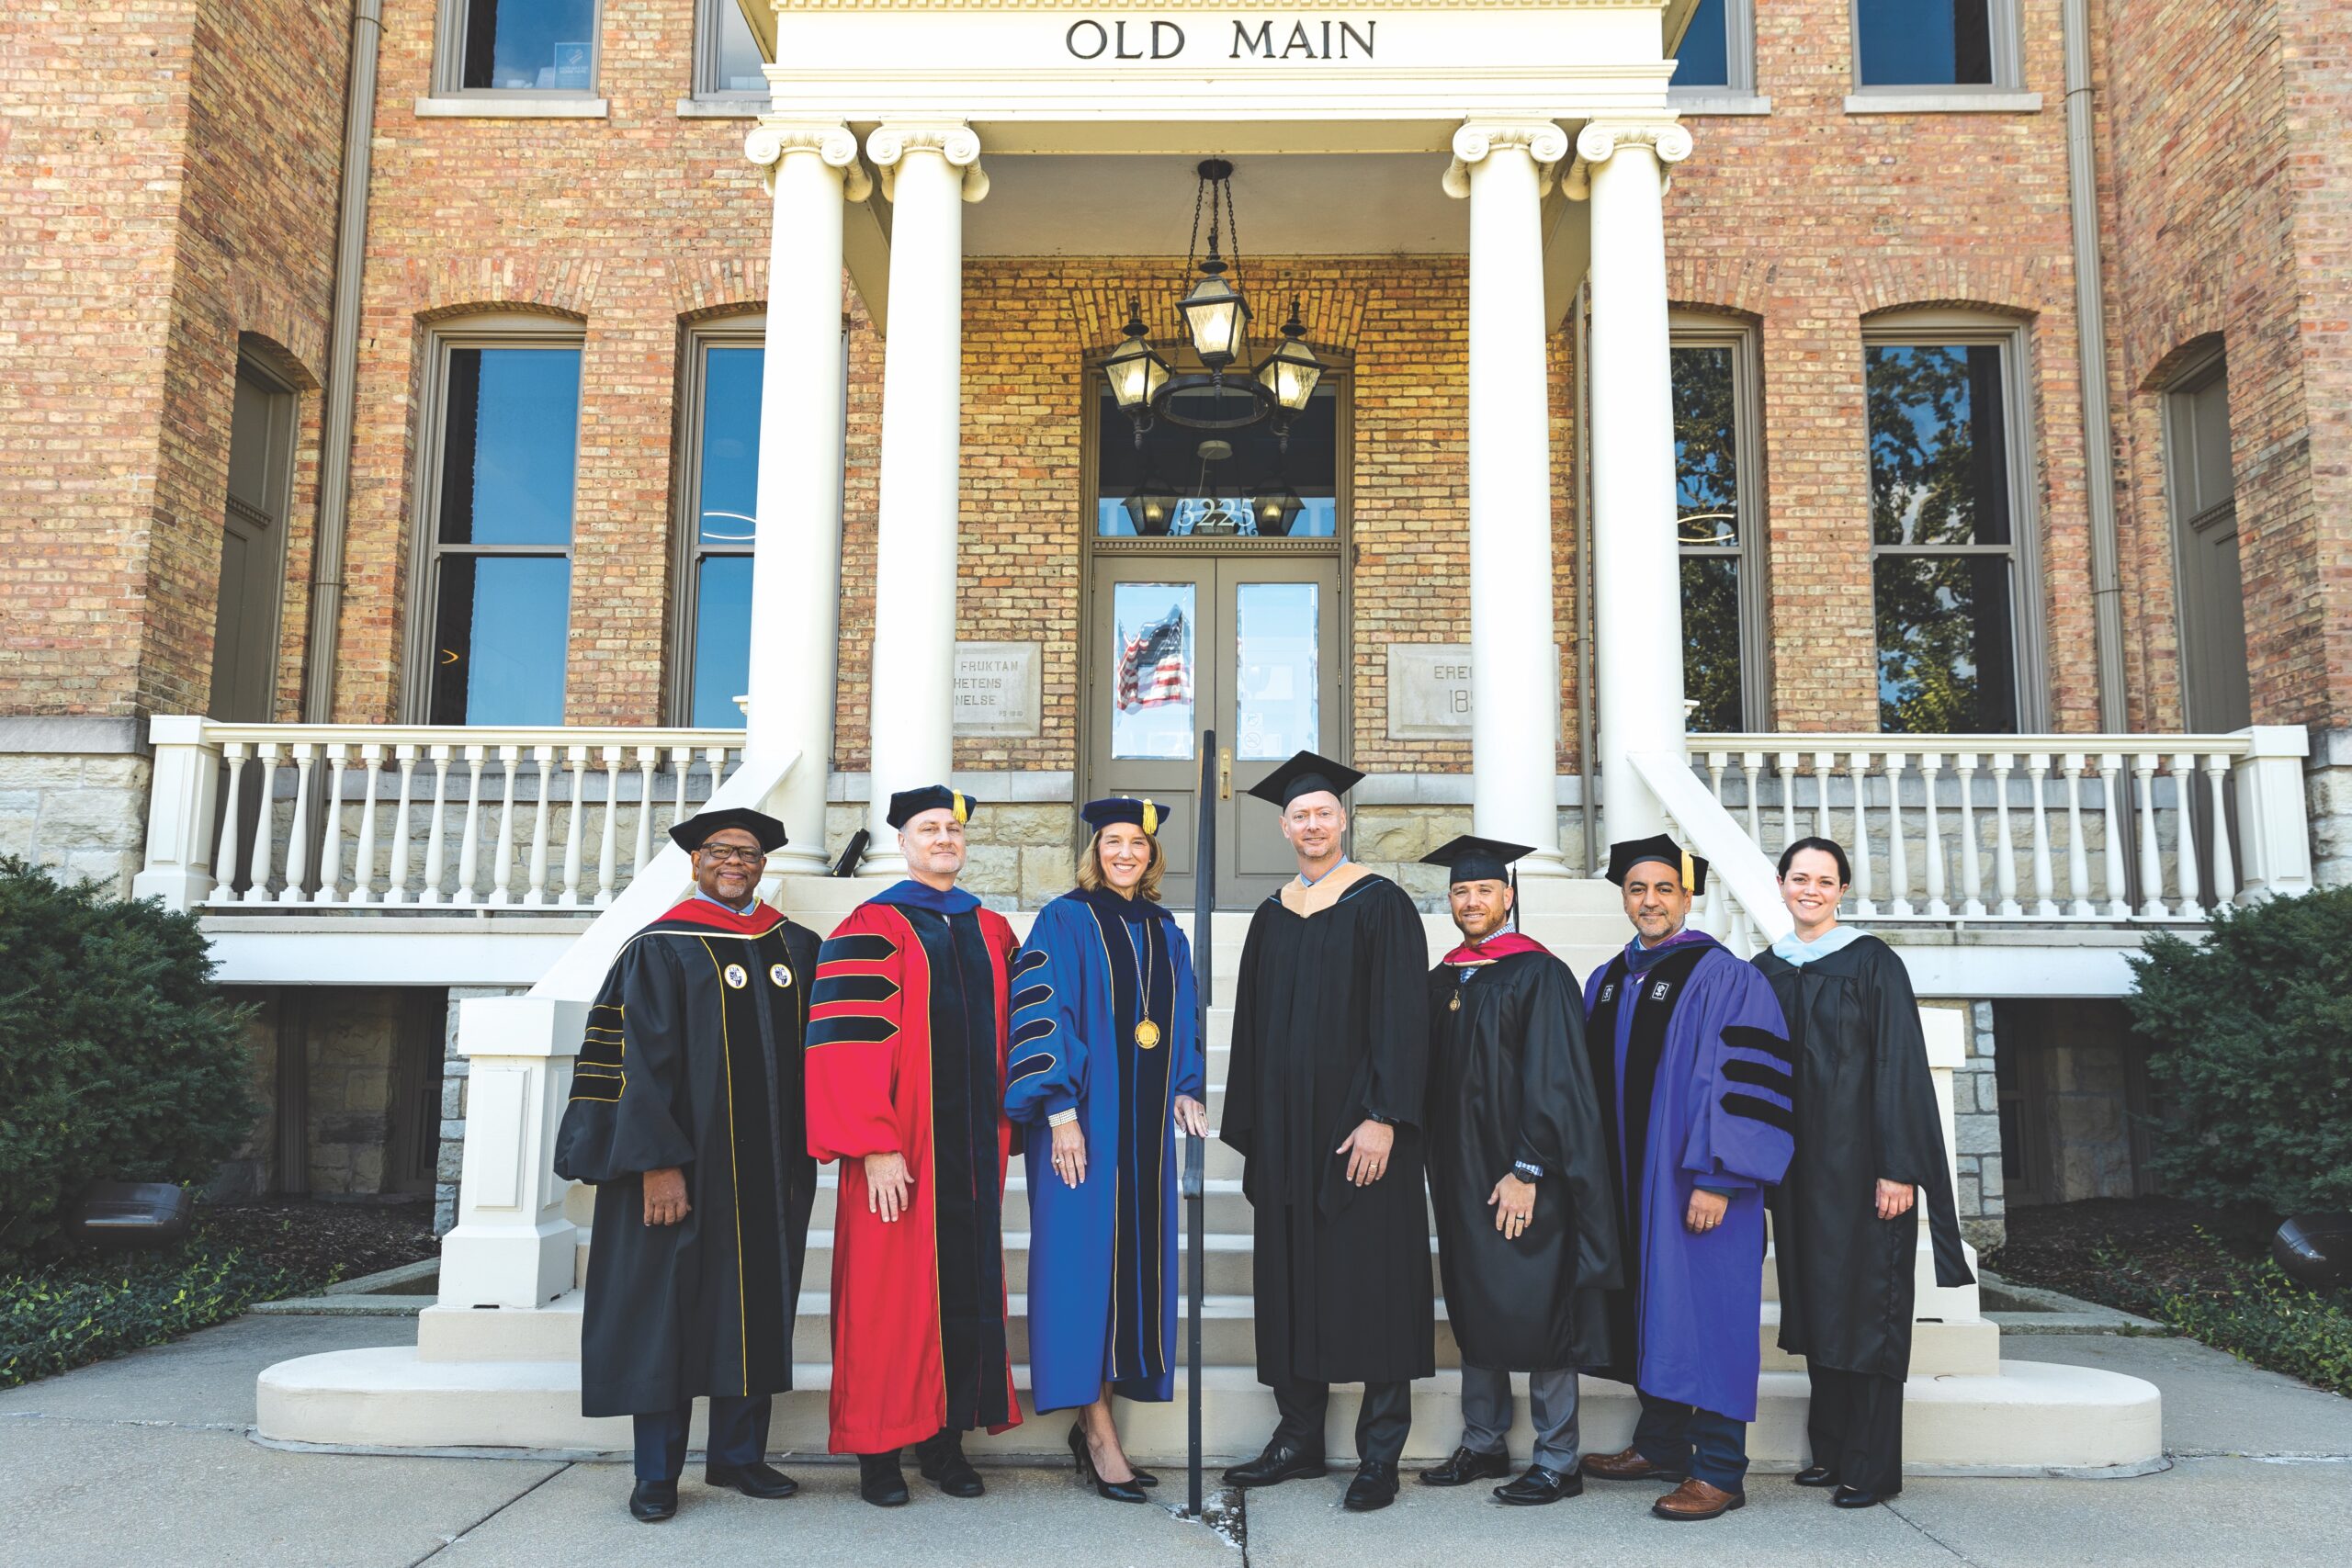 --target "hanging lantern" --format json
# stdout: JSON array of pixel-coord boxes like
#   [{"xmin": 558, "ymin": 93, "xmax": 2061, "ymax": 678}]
[
  {"xmin": 1102, "ymin": 296, "xmax": 1170, "ymax": 421},
  {"xmin": 1255, "ymin": 296, "xmax": 1324, "ymax": 413},
  {"xmin": 1177, "ymin": 158, "xmax": 1251, "ymax": 374},
  {"xmin": 1250, "ymin": 480, "xmax": 1306, "ymax": 538},
  {"xmin": 1123, "ymin": 479, "xmax": 1182, "ymax": 536}
]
